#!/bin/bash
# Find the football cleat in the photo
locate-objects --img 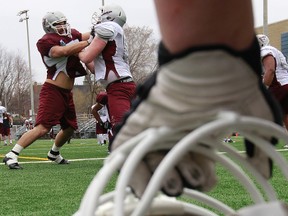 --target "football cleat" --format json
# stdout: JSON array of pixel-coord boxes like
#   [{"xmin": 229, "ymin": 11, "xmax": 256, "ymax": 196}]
[
  {"xmin": 47, "ymin": 150, "xmax": 69, "ymax": 164},
  {"xmin": 3, "ymin": 156, "xmax": 23, "ymax": 170}
]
